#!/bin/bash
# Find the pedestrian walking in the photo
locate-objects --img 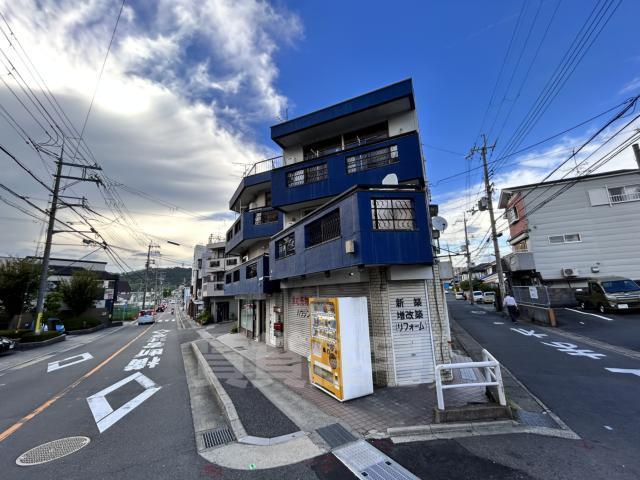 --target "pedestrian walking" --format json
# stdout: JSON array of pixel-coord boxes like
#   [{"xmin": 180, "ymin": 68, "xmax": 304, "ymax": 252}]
[{"xmin": 503, "ymin": 293, "xmax": 519, "ymax": 322}]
